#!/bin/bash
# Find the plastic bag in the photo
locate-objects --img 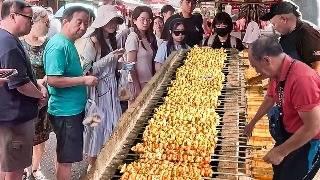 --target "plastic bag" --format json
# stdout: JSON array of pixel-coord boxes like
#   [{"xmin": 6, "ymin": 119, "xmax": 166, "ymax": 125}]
[
  {"xmin": 118, "ymin": 69, "xmax": 132, "ymax": 101},
  {"xmin": 118, "ymin": 62, "xmax": 136, "ymax": 101},
  {"xmin": 83, "ymin": 87, "xmax": 104, "ymax": 127}
]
